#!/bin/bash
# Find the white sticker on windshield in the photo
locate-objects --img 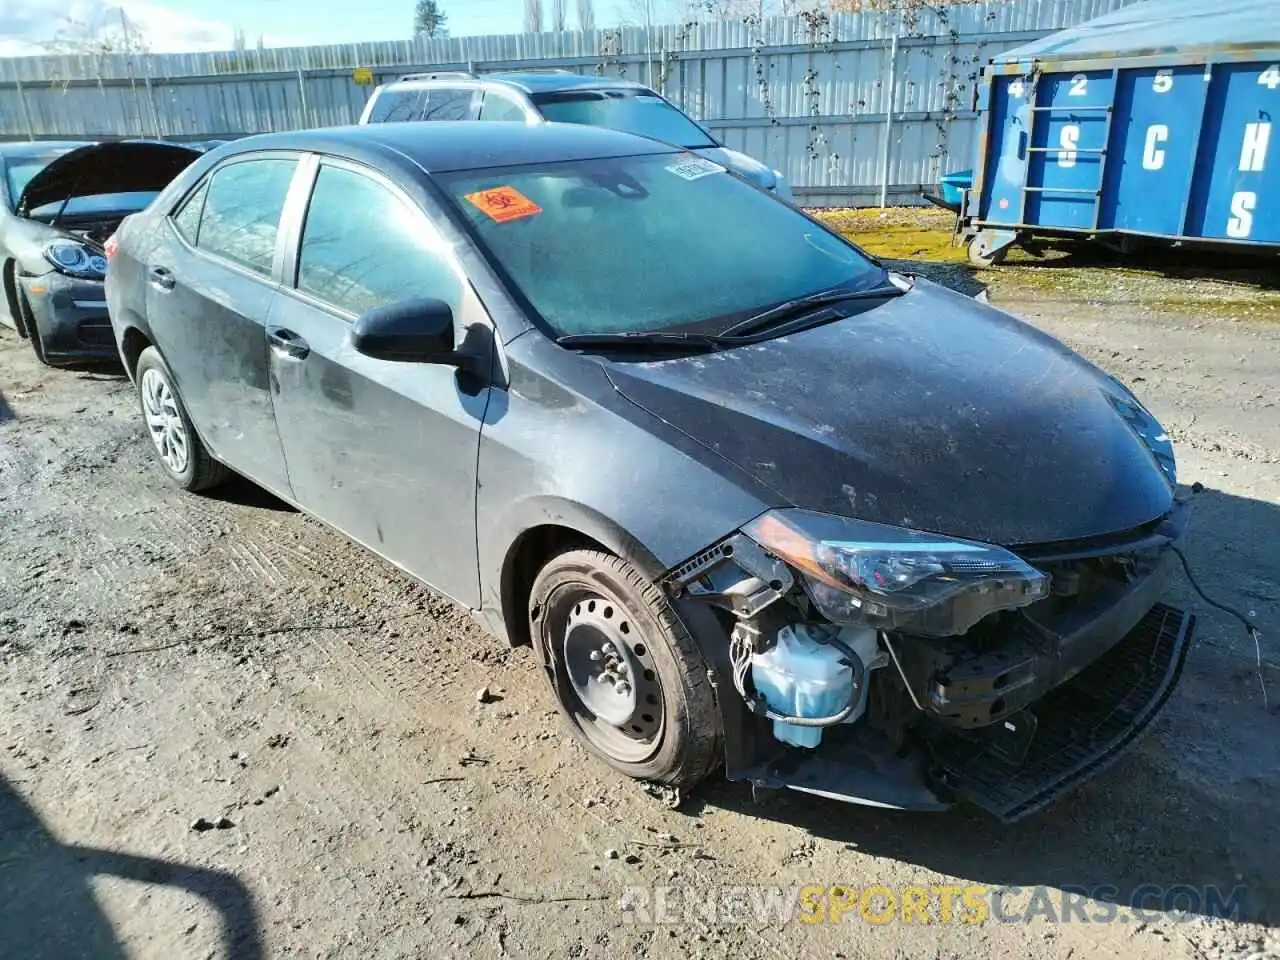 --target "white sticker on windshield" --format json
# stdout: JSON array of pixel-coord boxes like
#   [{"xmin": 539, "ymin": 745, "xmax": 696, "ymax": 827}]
[{"xmin": 665, "ymin": 156, "xmax": 724, "ymax": 181}]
